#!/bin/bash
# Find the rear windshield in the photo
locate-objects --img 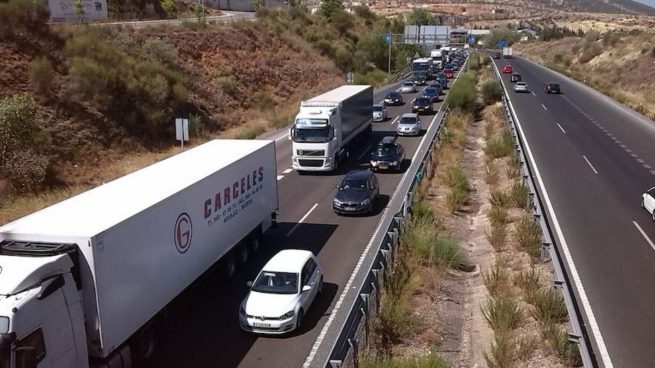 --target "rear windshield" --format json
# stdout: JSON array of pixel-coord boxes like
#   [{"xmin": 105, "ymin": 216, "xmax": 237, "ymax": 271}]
[
  {"xmin": 373, "ymin": 105, "xmax": 384, "ymax": 111},
  {"xmin": 403, "ymin": 82, "xmax": 413, "ymax": 86}
]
